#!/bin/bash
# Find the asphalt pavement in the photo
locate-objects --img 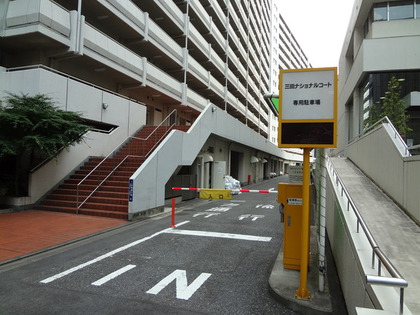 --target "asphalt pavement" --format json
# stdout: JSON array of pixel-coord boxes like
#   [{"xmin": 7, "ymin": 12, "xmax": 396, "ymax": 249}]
[{"xmin": 0, "ymin": 176, "xmax": 346, "ymax": 314}]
